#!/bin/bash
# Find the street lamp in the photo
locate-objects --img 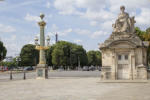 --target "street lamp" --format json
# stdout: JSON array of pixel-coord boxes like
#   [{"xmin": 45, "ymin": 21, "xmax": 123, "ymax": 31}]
[
  {"xmin": 16, "ymin": 57, "xmax": 21, "ymax": 68},
  {"xmin": 34, "ymin": 36, "xmax": 39, "ymax": 46},
  {"xmin": 46, "ymin": 35, "xmax": 50, "ymax": 46}
]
